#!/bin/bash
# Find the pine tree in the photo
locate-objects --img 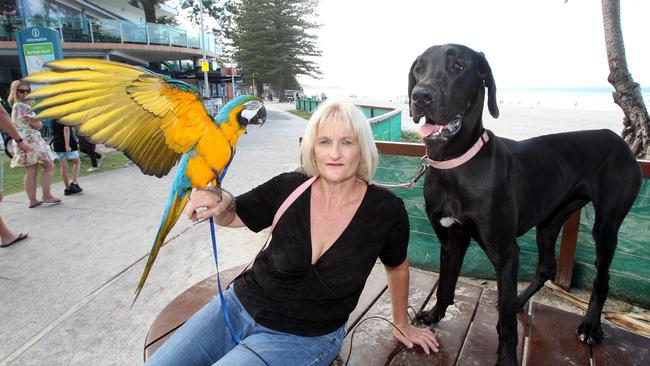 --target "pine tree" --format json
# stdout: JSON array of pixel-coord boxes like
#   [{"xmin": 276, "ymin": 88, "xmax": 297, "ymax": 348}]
[{"xmin": 222, "ymin": 0, "xmax": 322, "ymax": 96}]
